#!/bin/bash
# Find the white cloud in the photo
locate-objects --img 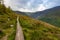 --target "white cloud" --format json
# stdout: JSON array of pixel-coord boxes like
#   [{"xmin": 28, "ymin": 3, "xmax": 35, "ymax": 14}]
[
  {"xmin": 42, "ymin": 0, "xmax": 48, "ymax": 3},
  {"xmin": 37, "ymin": 4, "xmax": 46, "ymax": 11},
  {"xmin": 4, "ymin": 0, "xmax": 10, "ymax": 7},
  {"xmin": 4, "ymin": 0, "xmax": 47, "ymax": 12},
  {"xmin": 27, "ymin": 0, "xmax": 34, "ymax": 7},
  {"xmin": 45, "ymin": 2, "xmax": 56, "ymax": 8},
  {"xmin": 18, "ymin": 4, "xmax": 46, "ymax": 12},
  {"xmin": 18, "ymin": 0, "xmax": 47, "ymax": 12}
]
